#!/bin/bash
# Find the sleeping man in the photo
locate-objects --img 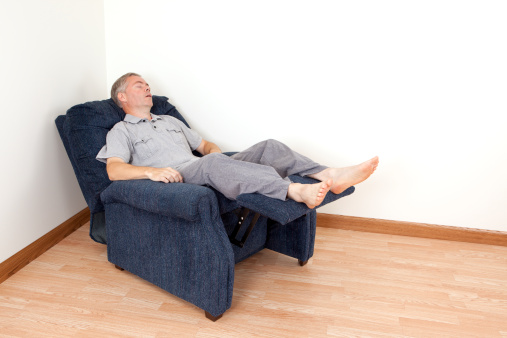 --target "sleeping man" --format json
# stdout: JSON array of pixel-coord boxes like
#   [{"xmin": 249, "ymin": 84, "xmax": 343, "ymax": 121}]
[{"xmin": 97, "ymin": 73, "xmax": 379, "ymax": 209}]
